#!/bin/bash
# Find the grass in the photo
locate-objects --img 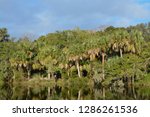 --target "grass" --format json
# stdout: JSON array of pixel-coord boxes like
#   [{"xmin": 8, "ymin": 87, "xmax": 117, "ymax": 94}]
[
  {"xmin": 12, "ymin": 77, "xmax": 94, "ymax": 89},
  {"xmin": 11, "ymin": 73, "xmax": 150, "ymax": 89}
]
